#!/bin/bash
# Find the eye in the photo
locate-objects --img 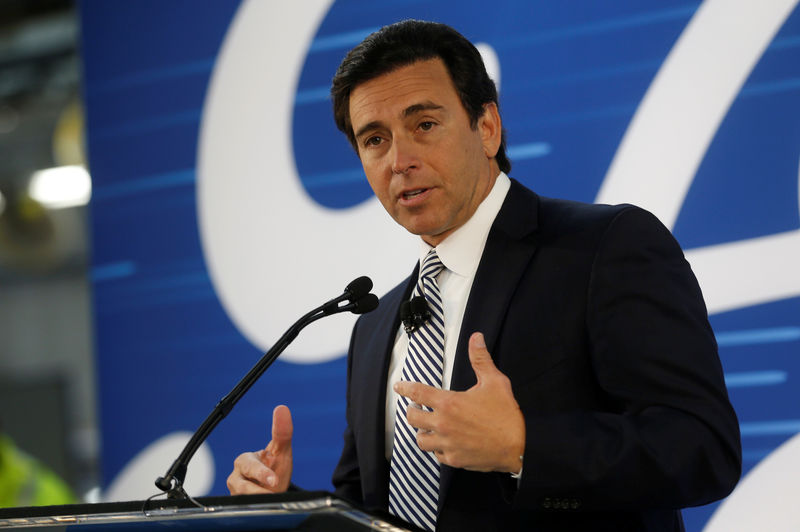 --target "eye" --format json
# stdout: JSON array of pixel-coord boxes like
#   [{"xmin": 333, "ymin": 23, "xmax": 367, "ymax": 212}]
[
  {"xmin": 419, "ymin": 121, "xmax": 435, "ymax": 131},
  {"xmin": 364, "ymin": 135, "xmax": 383, "ymax": 147}
]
